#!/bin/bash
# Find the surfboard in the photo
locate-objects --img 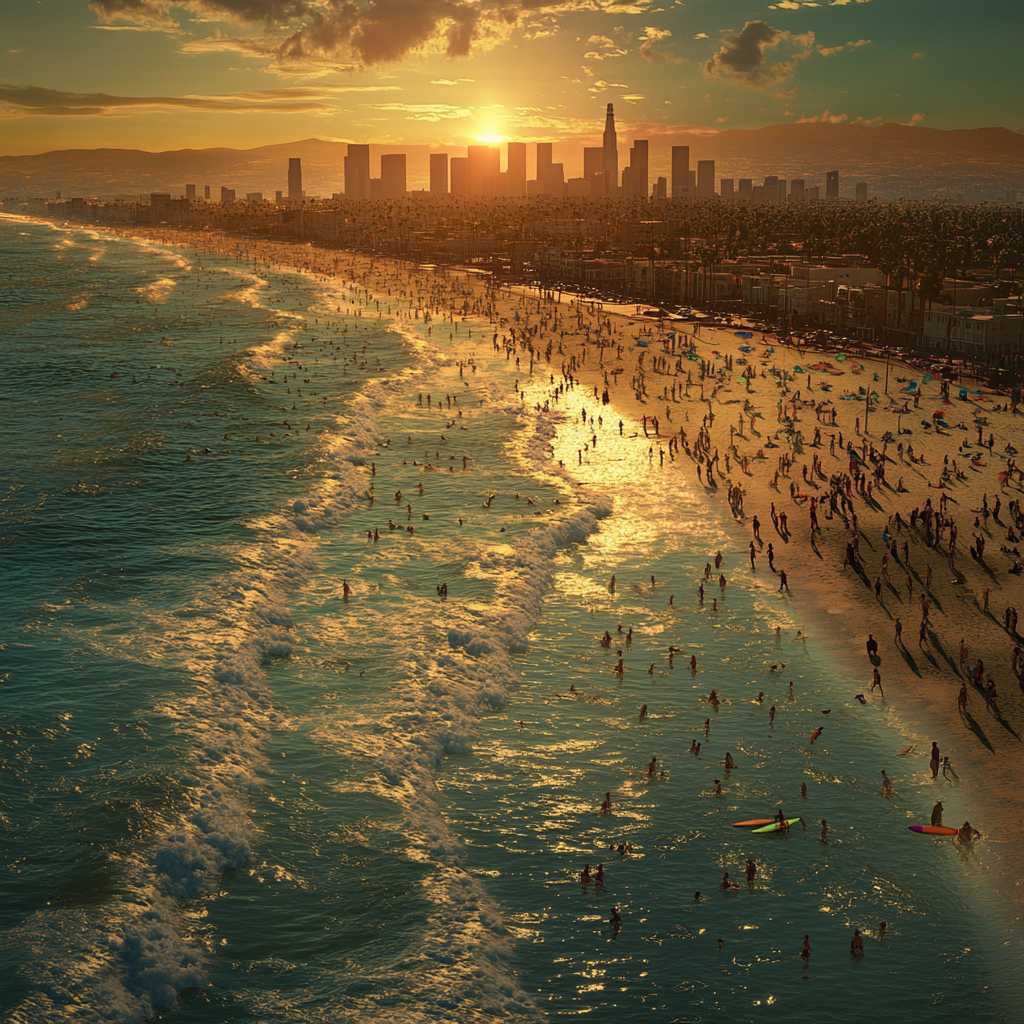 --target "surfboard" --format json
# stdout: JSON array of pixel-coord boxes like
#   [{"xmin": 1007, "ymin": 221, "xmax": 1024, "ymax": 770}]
[
  {"xmin": 897, "ymin": 744, "xmax": 915, "ymax": 755},
  {"xmin": 732, "ymin": 819, "xmax": 774, "ymax": 828},
  {"xmin": 908, "ymin": 825, "xmax": 958, "ymax": 836},
  {"xmin": 752, "ymin": 818, "xmax": 801, "ymax": 833}
]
